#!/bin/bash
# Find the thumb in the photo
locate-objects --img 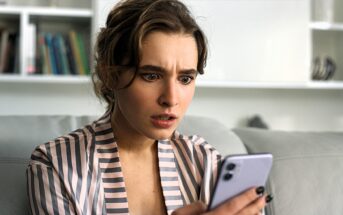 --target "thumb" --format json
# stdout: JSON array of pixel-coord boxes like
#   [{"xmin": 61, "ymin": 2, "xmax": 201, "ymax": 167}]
[{"xmin": 171, "ymin": 201, "xmax": 207, "ymax": 215}]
